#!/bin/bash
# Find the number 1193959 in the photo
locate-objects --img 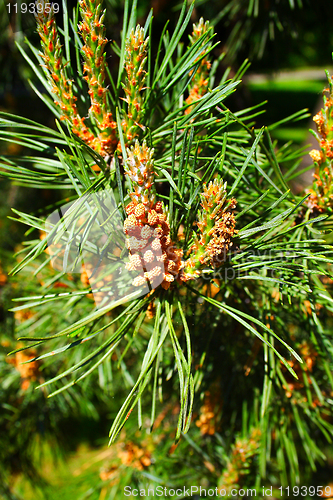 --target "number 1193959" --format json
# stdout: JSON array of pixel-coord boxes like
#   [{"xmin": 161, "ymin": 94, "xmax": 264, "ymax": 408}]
[
  {"xmin": 6, "ymin": 3, "xmax": 59, "ymax": 14},
  {"xmin": 279, "ymin": 485, "xmax": 332, "ymax": 496}
]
